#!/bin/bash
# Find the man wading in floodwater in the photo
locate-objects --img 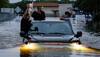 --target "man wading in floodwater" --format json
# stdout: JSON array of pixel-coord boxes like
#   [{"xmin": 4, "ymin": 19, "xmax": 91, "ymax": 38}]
[{"xmin": 20, "ymin": 3, "xmax": 33, "ymax": 43}]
